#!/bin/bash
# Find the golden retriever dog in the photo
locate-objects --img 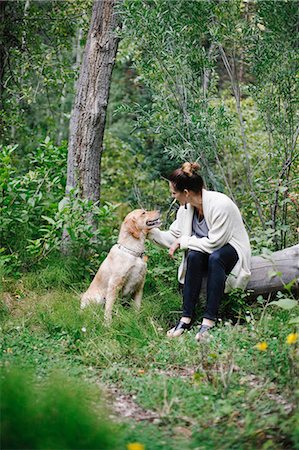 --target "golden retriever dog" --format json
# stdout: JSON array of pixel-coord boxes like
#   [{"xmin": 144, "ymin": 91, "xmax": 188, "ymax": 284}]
[{"xmin": 81, "ymin": 209, "xmax": 161, "ymax": 322}]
